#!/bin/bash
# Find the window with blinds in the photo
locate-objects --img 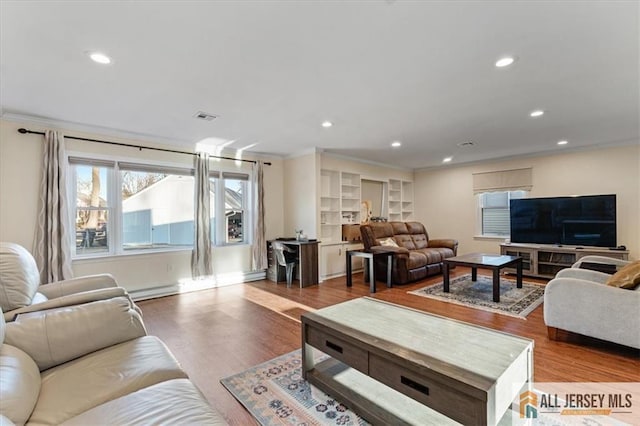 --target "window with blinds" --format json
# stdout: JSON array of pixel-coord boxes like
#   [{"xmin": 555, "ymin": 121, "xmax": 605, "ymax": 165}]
[{"xmin": 478, "ymin": 191, "xmax": 527, "ymax": 236}]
